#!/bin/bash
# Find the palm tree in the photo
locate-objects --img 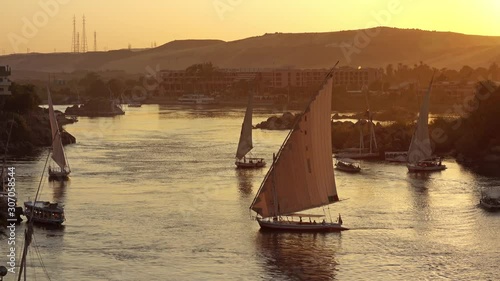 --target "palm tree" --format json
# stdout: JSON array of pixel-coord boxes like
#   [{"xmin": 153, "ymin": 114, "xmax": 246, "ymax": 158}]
[{"xmin": 185, "ymin": 62, "xmax": 221, "ymax": 94}]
